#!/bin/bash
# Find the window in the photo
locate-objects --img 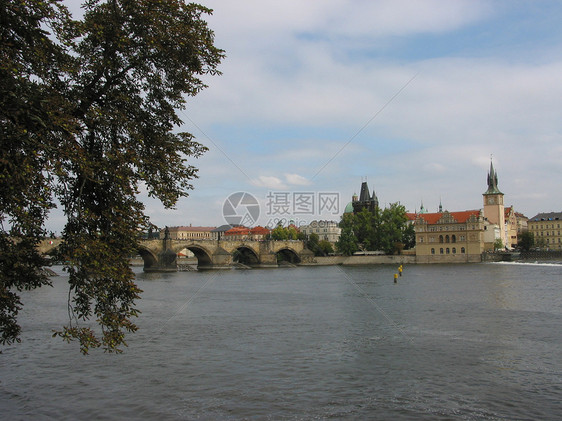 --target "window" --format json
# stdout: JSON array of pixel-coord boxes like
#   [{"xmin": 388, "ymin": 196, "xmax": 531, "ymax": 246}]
[
  {"xmin": 440, "ymin": 248, "xmax": 444, "ymax": 254},
  {"xmin": 461, "ymin": 247, "xmax": 465, "ymax": 254},
  {"xmin": 452, "ymin": 247, "xmax": 456, "ymax": 254},
  {"xmin": 439, "ymin": 235, "xmax": 444, "ymax": 243},
  {"xmin": 431, "ymin": 248, "xmax": 435, "ymax": 254},
  {"xmin": 445, "ymin": 235, "xmax": 450, "ymax": 243},
  {"xmin": 446, "ymin": 248, "xmax": 450, "ymax": 254}
]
